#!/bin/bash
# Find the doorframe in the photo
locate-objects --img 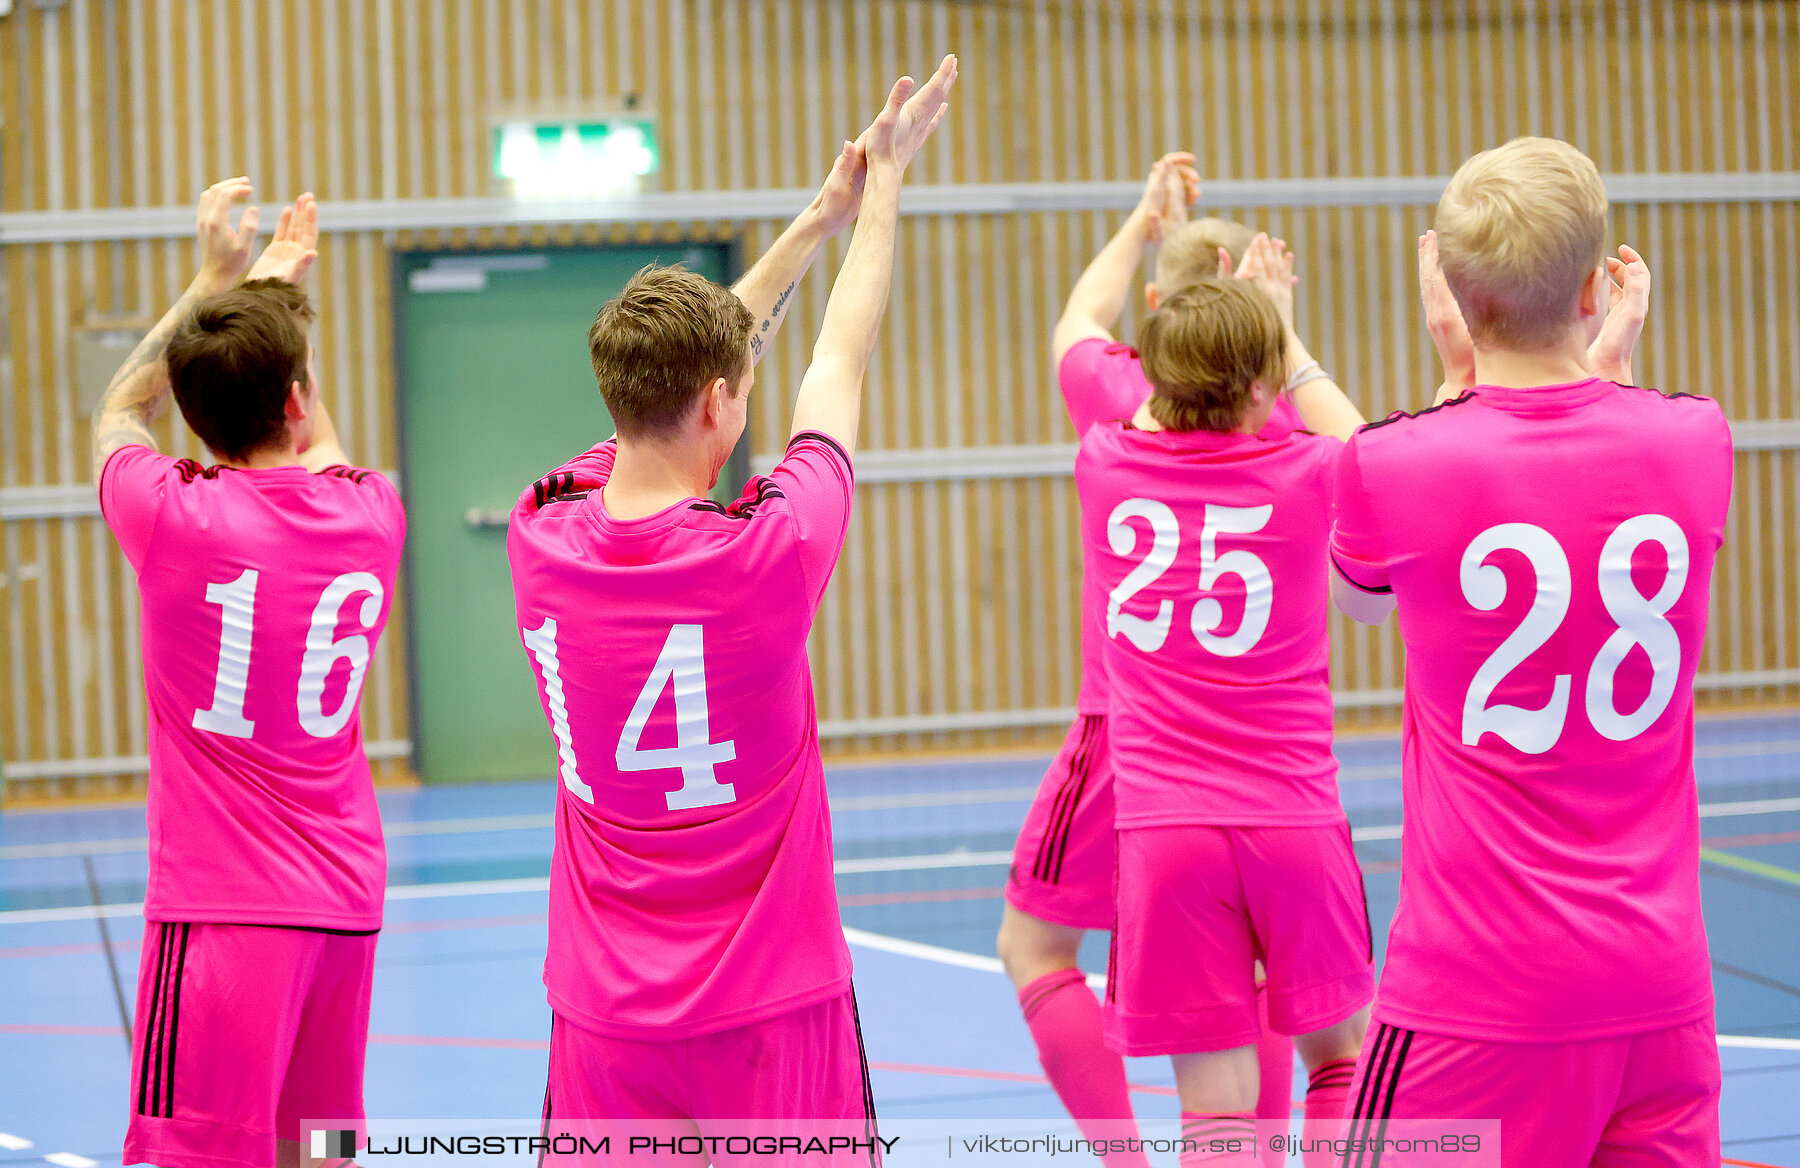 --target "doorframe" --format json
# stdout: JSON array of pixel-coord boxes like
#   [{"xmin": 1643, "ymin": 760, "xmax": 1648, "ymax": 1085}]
[{"xmin": 388, "ymin": 234, "xmax": 750, "ymax": 782}]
